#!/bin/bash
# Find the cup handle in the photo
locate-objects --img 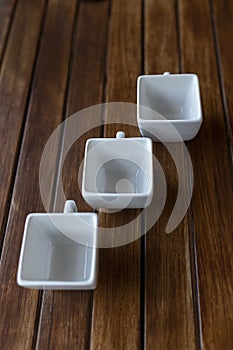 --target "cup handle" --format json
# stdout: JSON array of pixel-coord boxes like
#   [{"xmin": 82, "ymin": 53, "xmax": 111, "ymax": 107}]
[
  {"xmin": 63, "ymin": 200, "xmax": 78, "ymax": 213},
  {"xmin": 116, "ymin": 131, "xmax": 125, "ymax": 139}
]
